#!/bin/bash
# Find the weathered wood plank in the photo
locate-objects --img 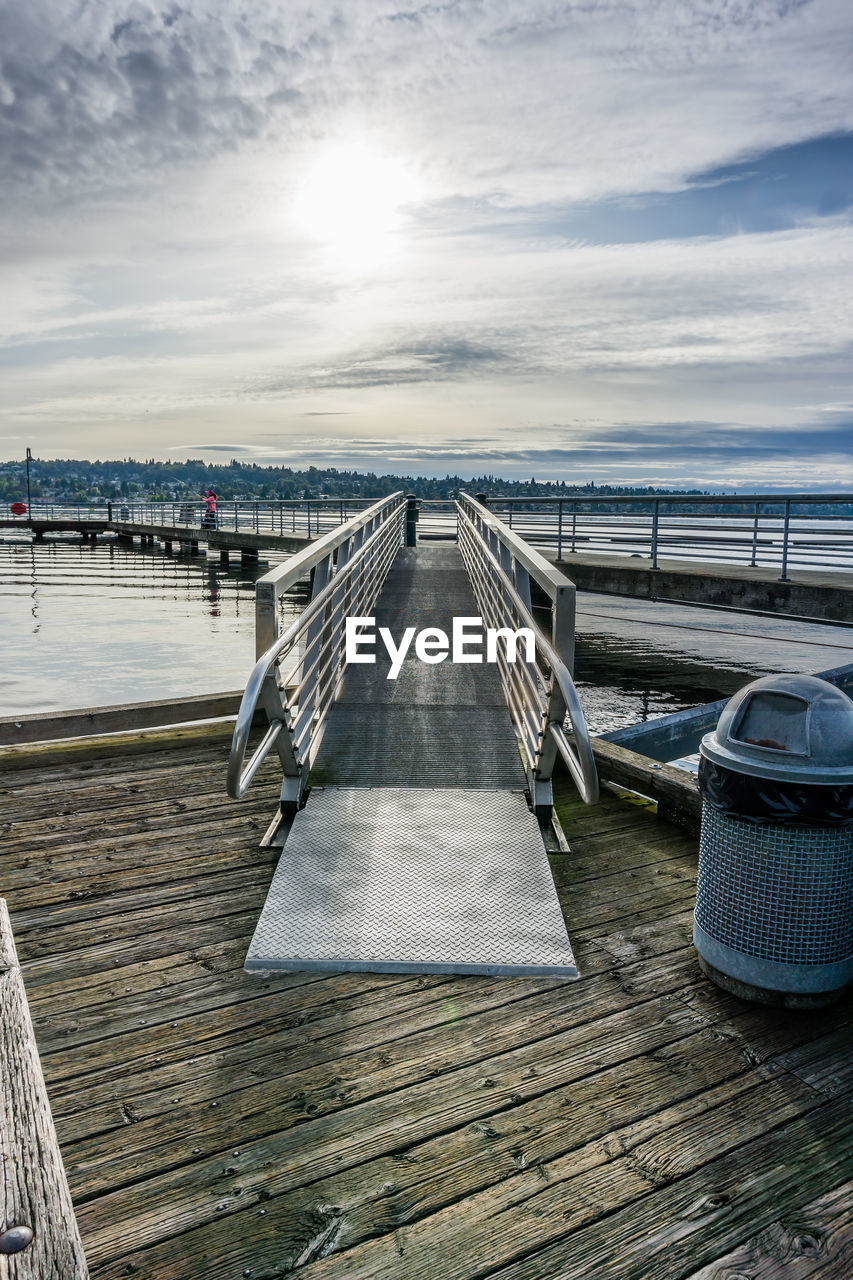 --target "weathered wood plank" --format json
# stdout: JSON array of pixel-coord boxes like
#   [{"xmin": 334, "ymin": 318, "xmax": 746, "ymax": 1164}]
[
  {"xmin": 683, "ymin": 1179, "xmax": 853, "ymax": 1279},
  {"xmin": 81, "ymin": 1025, "xmax": 773, "ymax": 1280},
  {"xmin": 0, "ymin": 722, "xmax": 240, "ymax": 772},
  {"xmin": 17, "ymin": 908, "xmax": 262, "ymax": 989},
  {"xmin": 1, "ymin": 797, "xmax": 273, "ymax": 857},
  {"xmin": 769, "ymin": 1028, "xmax": 853, "ymax": 1100},
  {"xmin": 1, "ymin": 744, "xmax": 847, "ymax": 1280},
  {"xmin": 557, "ymin": 828, "xmax": 693, "ymax": 883},
  {"xmin": 476, "ymin": 1097, "xmax": 853, "ymax": 1280},
  {"xmin": 0, "ymin": 748, "xmax": 239, "ymax": 800},
  {"xmin": 0, "ymin": 900, "xmax": 89, "ymax": 1280},
  {"xmin": 59, "ymin": 951, "xmax": 707, "ymax": 1192},
  {"xmin": 590, "ymin": 737, "xmax": 702, "ymax": 828},
  {"xmin": 51, "ymin": 915, "xmax": 704, "ymax": 1140},
  {"xmin": 0, "ymin": 691, "xmax": 255, "ymax": 747},
  {"xmin": 2, "ymin": 841, "xmax": 275, "ymax": 912},
  {"xmin": 9, "ymin": 860, "xmax": 275, "ymax": 936},
  {"xmin": 8, "ymin": 873, "xmax": 274, "ymax": 961},
  {"xmin": 0, "ymin": 759, "xmax": 276, "ymax": 822},
  {"xmin": 72, "ymin": 989, "xmax": 716, "ymax": 1259},
  {"xmin": 25, "ymin": 935, "xmax": 250, "ymax": 1010},
  {"xmin": 225, "ymin": 1052, "xmax": 827, "ymax": 1280}
]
